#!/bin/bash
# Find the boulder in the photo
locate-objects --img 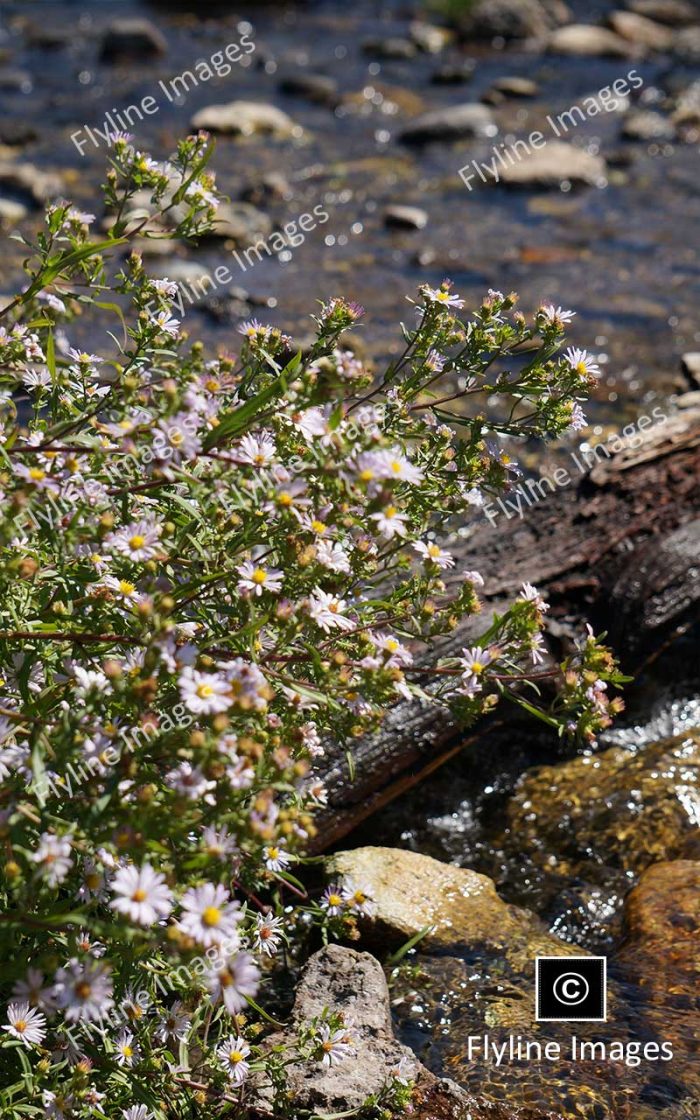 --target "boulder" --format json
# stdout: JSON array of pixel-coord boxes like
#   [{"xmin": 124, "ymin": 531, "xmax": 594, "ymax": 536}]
[
  {"xmin": 507, "ymin": 729, "xmax": 700, "ymax": 876},
  {"xmin": 207, "ymin": 201, "xmax": 272, "ymax": 245},
  {"xmin": 191, "ymin": 101, "xmax": 300, "ymax": 138},
  {"xmin": 625, "ymin": 0, "xmax": 698, "ymax": 24},
  {"xmin": 326, "ymin": 846, "xmax": 581, "ymax": 962},
  {"xmin": 609, "ymin": 9, "xmax": 676, "ymax": 48},
  {"xmin": 547, "ymin": 24, "xmax": 640, "ymax": 56},
  {"xmin": 249, "ymin": 943, "xmax": 473, "ymax": 1116},
  {"xmin": 399, "ymin": 102, "xmax": 496, "ymax": 143},
  {"xmin": 498, "ymin": 141, "xmax": 606, "ymax": 188},
  {"xmin": 277, "ymin": 72, "xmax": 339, "ymax": 107},
  {"xmin": 622, "ymin": 109, "xmax": 676, "ymax": 139},
  {"xmin": 383, "ymin": 204, "xmax": 429, "ymax": 229},
  {"xmin": 458, "ymin": 0, "xmax": 563, "ymax": 40},
  {"xmin": 100, "ymin": 18, "xmax": 167, "ymax": 62},
  {"xmin": 681, "ymin": 352, "xmax": 700, "ymax": 387},
  {"xmin": 0, "ymin": 161, "xmax": 63, "ymax": 207}
]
